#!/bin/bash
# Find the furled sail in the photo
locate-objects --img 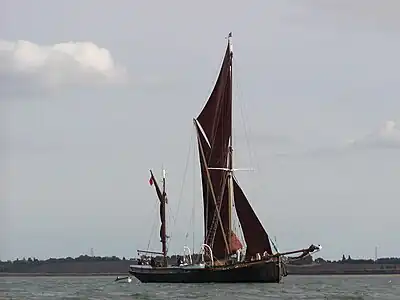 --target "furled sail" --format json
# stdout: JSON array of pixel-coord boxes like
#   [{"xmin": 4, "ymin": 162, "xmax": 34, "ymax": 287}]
[{"xmin": 149, "ymin": 171, "xmax": 167, "ymax": 251}]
